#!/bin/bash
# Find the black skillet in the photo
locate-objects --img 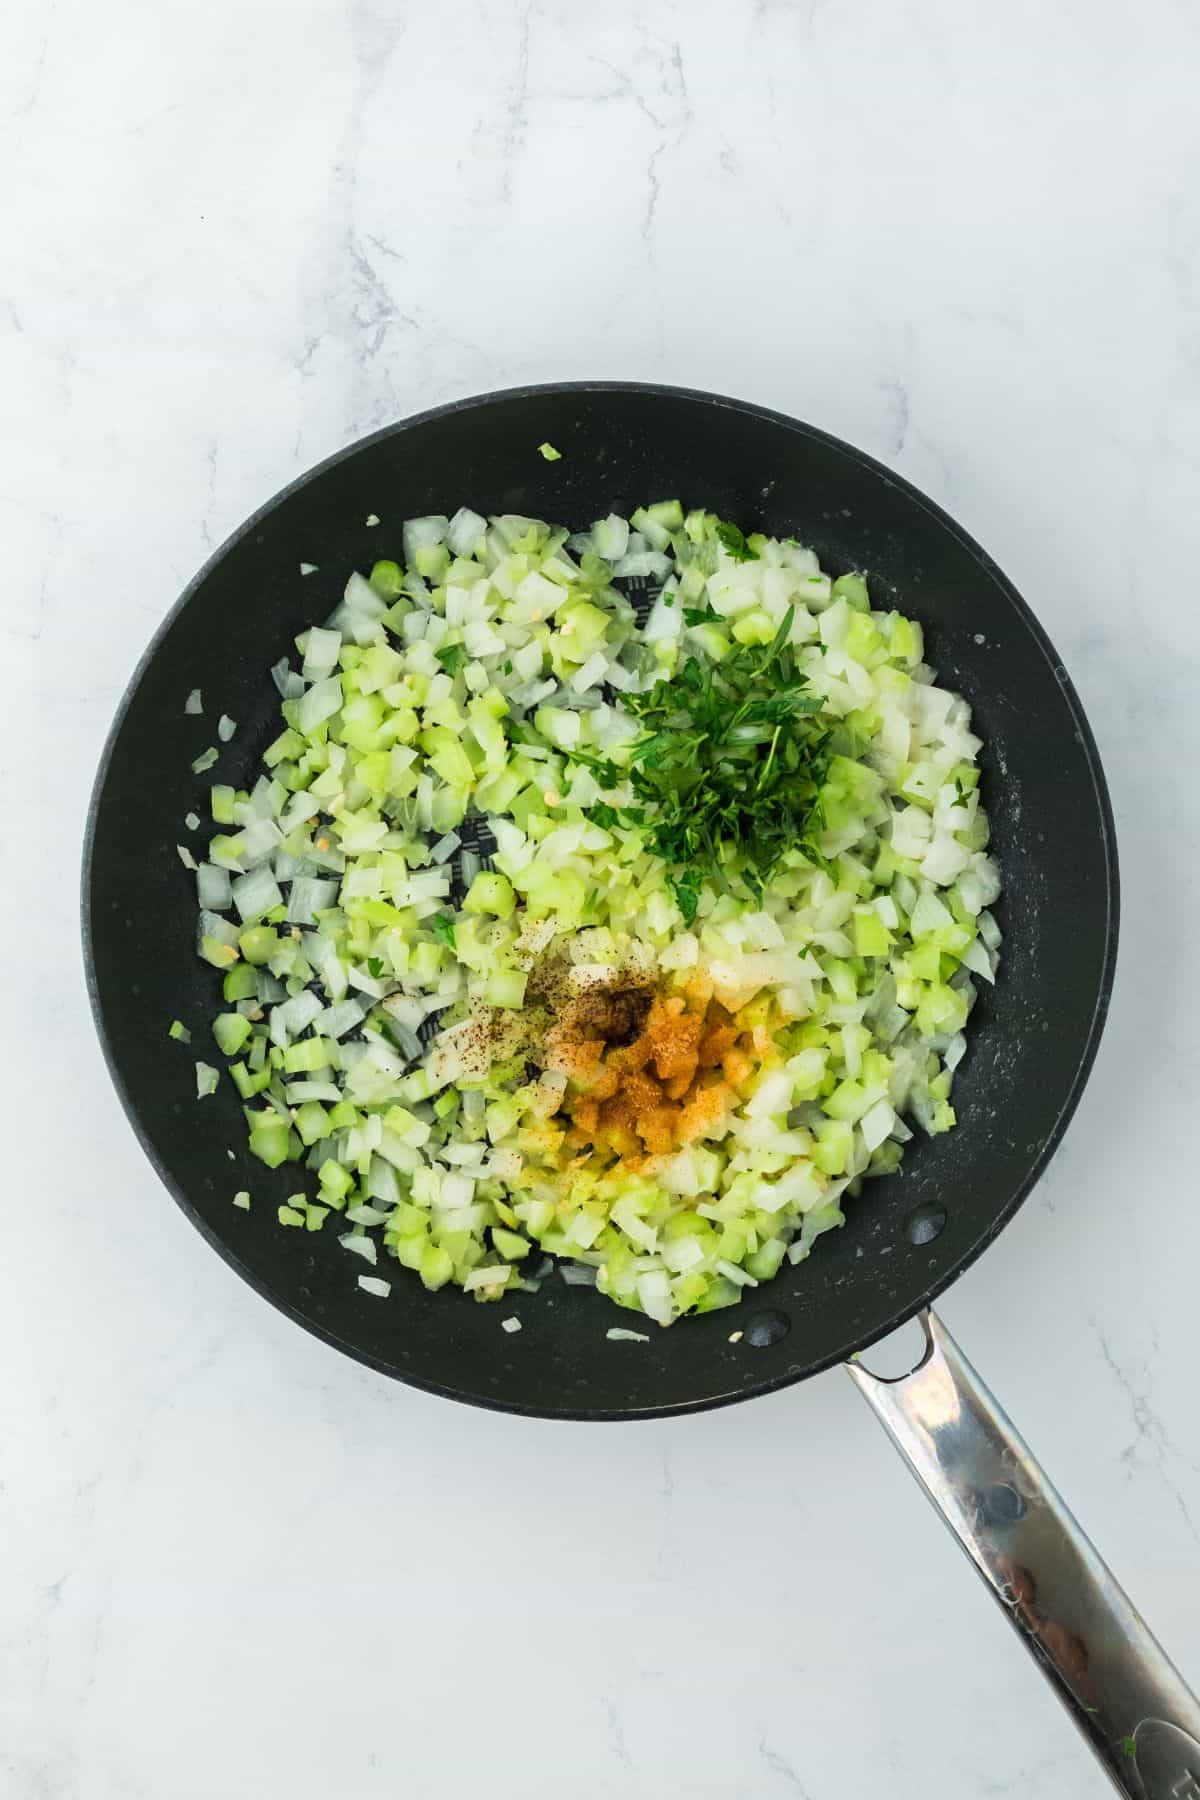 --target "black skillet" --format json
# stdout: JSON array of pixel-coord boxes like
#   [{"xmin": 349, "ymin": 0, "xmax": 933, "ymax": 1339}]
[{"xmin": 83, "ymin": 383, "xmax": 1199, "ymax": 1795}]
